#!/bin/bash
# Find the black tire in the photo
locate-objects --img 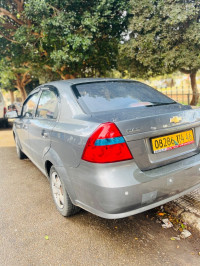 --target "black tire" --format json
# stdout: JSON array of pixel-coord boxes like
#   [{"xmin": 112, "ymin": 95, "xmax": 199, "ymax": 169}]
[
  {"xmin": 15, "ymin": 136, "xmax": 27, "ymax": 160},
  {"xmin": 50, "ymin": 166, "xmax": 80, "ymax": 217}
]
